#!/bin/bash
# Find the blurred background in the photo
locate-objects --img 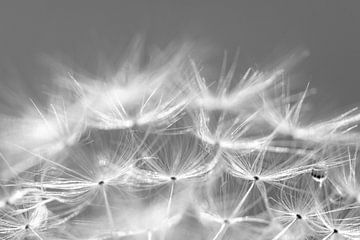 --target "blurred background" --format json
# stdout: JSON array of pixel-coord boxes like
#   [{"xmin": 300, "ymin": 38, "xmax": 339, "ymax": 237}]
[{"xmin": 0, "ymin": 0, "xmax": 359, "ymax": 114}]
